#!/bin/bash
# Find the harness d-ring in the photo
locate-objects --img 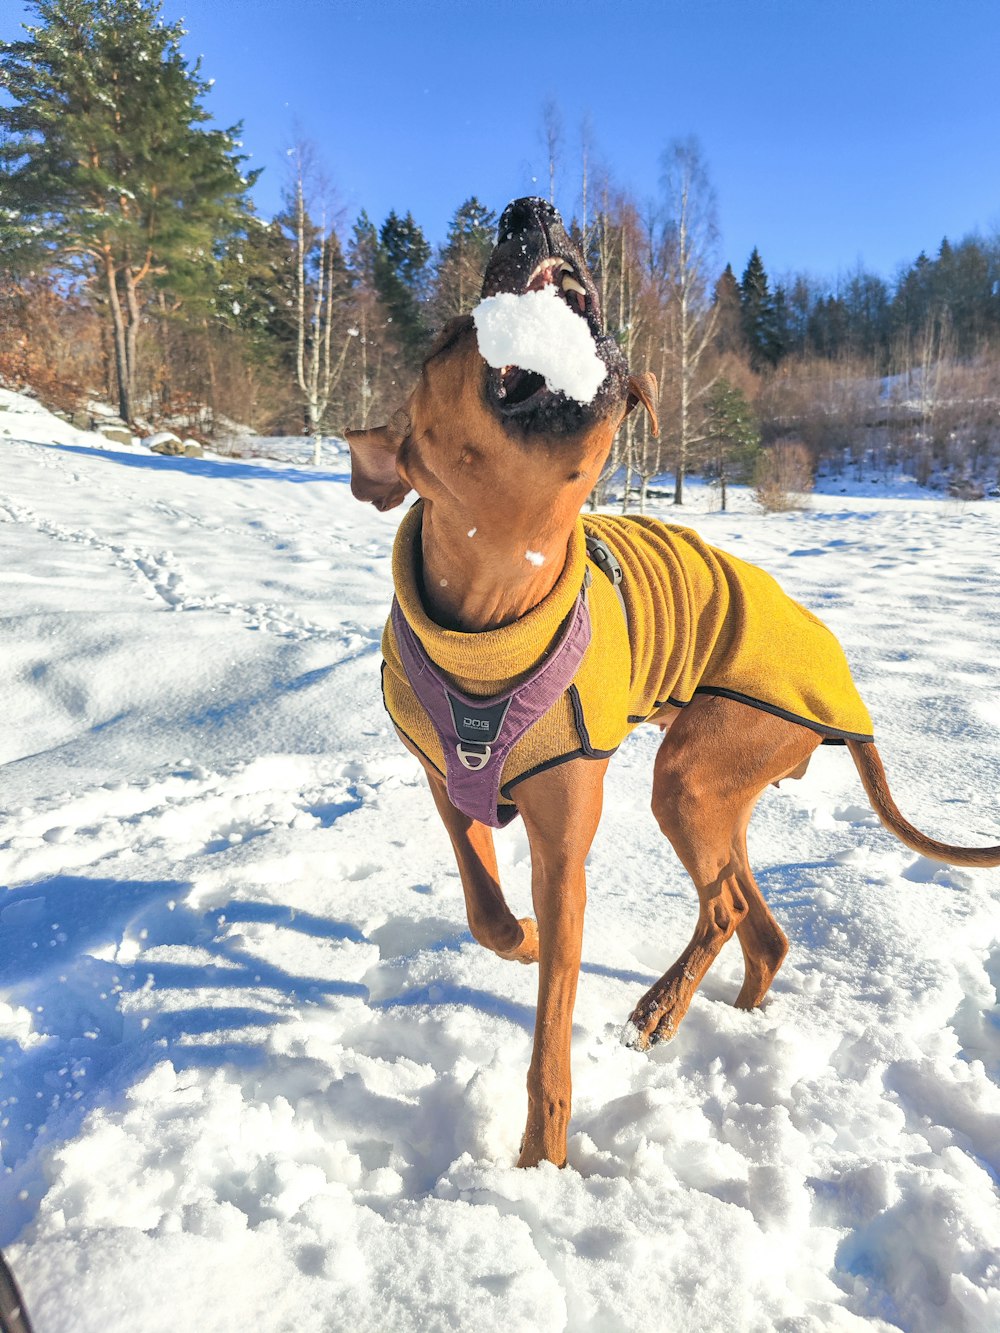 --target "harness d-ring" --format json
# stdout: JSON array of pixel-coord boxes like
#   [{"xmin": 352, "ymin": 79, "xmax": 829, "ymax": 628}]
[{"xmin": 456, "ymin": 741, "xmax": 491, "ymax": 771}]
